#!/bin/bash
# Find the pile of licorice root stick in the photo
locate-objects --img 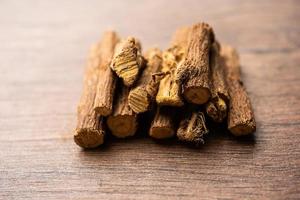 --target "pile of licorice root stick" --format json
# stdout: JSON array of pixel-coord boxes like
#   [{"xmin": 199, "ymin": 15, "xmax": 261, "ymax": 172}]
[{"xmin": 74, "ymin": 22, "xmax": 256, "ymax": 149}]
